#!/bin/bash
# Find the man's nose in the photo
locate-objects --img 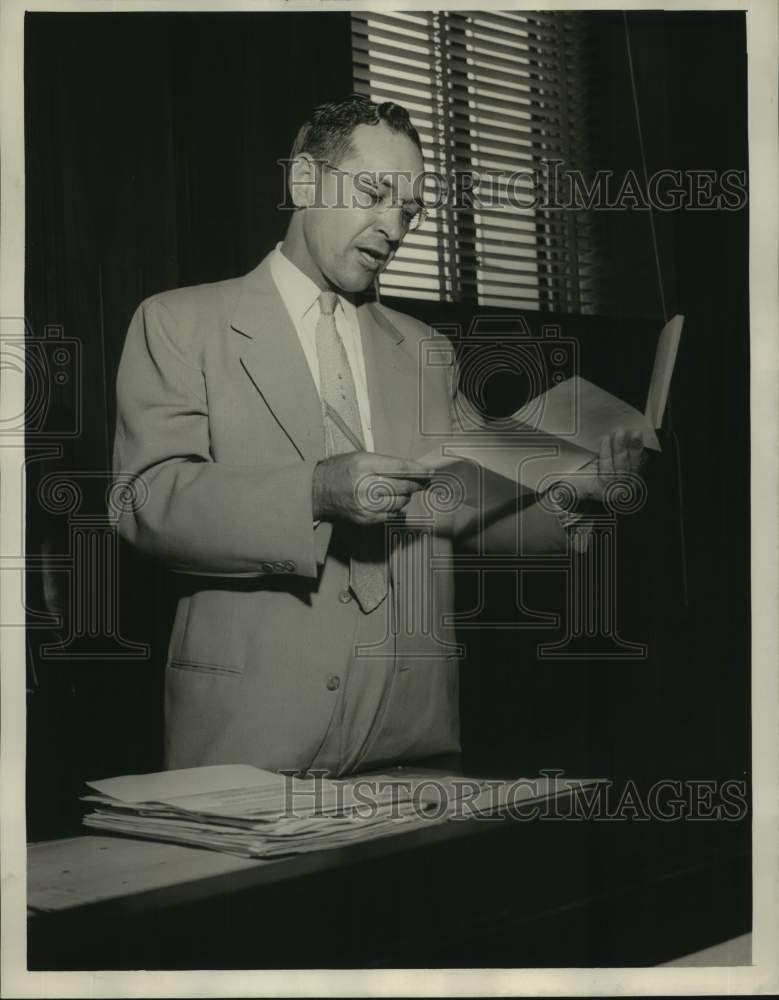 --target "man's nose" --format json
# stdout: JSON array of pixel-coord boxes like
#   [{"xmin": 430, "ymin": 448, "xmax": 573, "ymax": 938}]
[{"xmin": 374, "ymin": 208, "xmax": 404, "ymax": 244}]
